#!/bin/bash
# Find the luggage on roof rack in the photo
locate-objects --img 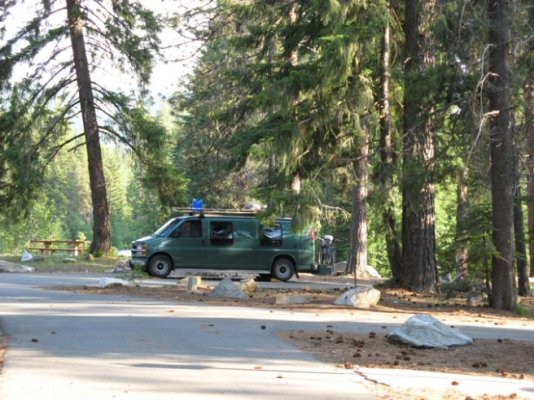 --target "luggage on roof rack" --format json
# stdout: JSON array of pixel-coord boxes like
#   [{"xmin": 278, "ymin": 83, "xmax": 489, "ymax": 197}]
[{"xmin": 172, "ymin": 207, "xmax": 260, "ymax": 216}]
